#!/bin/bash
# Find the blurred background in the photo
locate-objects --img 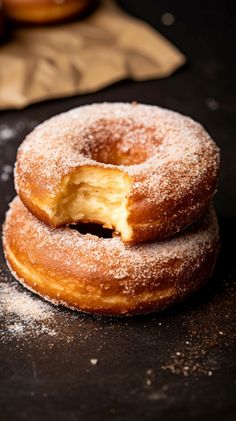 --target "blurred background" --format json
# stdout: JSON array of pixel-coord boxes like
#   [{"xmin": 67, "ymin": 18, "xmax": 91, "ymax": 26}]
[{"xmin": 0, "ymin": 1, "xmax": 236, "ymax": 421}]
